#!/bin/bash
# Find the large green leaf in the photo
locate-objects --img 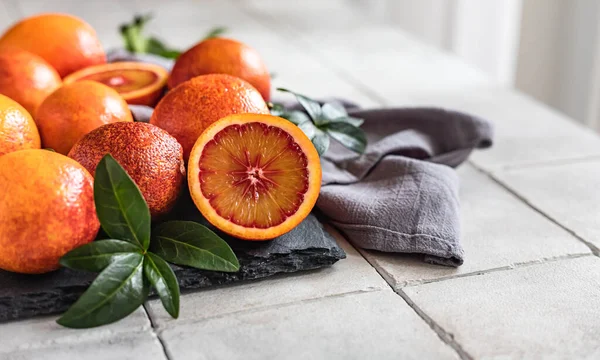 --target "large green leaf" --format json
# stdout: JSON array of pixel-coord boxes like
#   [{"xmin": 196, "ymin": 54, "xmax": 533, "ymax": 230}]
[
  {"xmin": 321, "ymin": 102, "xmax": 348, "ymax": 119},
  {"xmin": 312, "ymin": 131, "xmax": 331, "ymax": 156},
  {"xmin": 151, "ymin": 221, "xmax": 240, "ymax": 272},
  {"xmin": 298, "ymin": 121, "xmax": 317, "ymax": 140},
  {"xmin": 144, "ymin": 252, "xmax": 180, "ymax": 319},
  {"xmin": 94, "ymin": 154, "xmax": 151, "ymax": 250},
  {"xmin": 323, "ymin": 122, "xmax": 367, "ymax": 154},
  {"xmin": 277, "ymin": 88, "xmax": 322, "ymax": 123},
  {"xmin": 60, "ymin": 240, "xmax": 141, "ymax": 272},
  {"xmin": 57, "ymin": 253, "xmax": 148, "ymax": 329}
]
